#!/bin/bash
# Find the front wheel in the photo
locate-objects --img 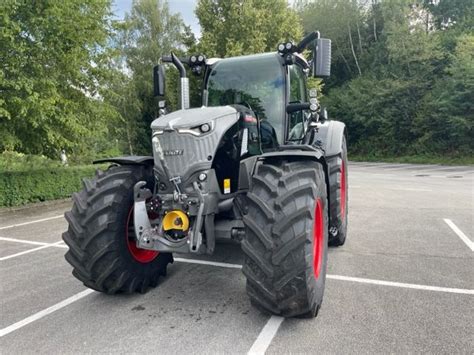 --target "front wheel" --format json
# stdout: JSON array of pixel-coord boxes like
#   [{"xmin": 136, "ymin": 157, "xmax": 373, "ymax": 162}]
[
  {"xmin": 241, "ymin": 160, "xmax": 328, "ymax": 318},
  {"xmin": 62, "ymin": 165, "xmax": 173, "ymax": 294}
]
